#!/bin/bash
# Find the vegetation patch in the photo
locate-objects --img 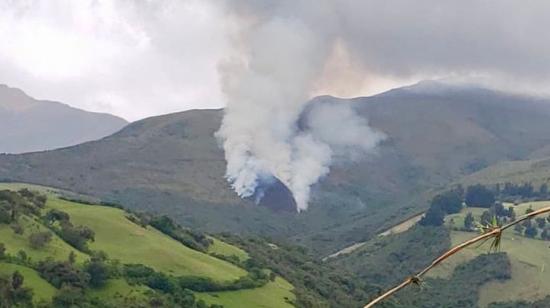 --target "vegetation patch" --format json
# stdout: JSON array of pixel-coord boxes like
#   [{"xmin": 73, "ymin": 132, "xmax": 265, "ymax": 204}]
[{"xmin": 196, "ymin": 276, "xmax": 295, "ymax": 308}]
